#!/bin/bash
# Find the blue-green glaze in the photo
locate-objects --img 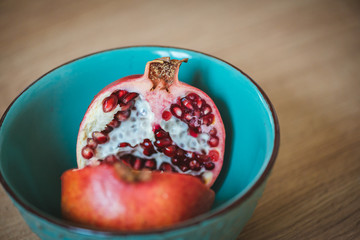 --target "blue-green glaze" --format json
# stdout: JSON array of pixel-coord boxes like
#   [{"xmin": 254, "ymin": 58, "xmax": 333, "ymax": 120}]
[{"xmin": 0, "ymin": 46, "xmax": 279, "ymax": 240}]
